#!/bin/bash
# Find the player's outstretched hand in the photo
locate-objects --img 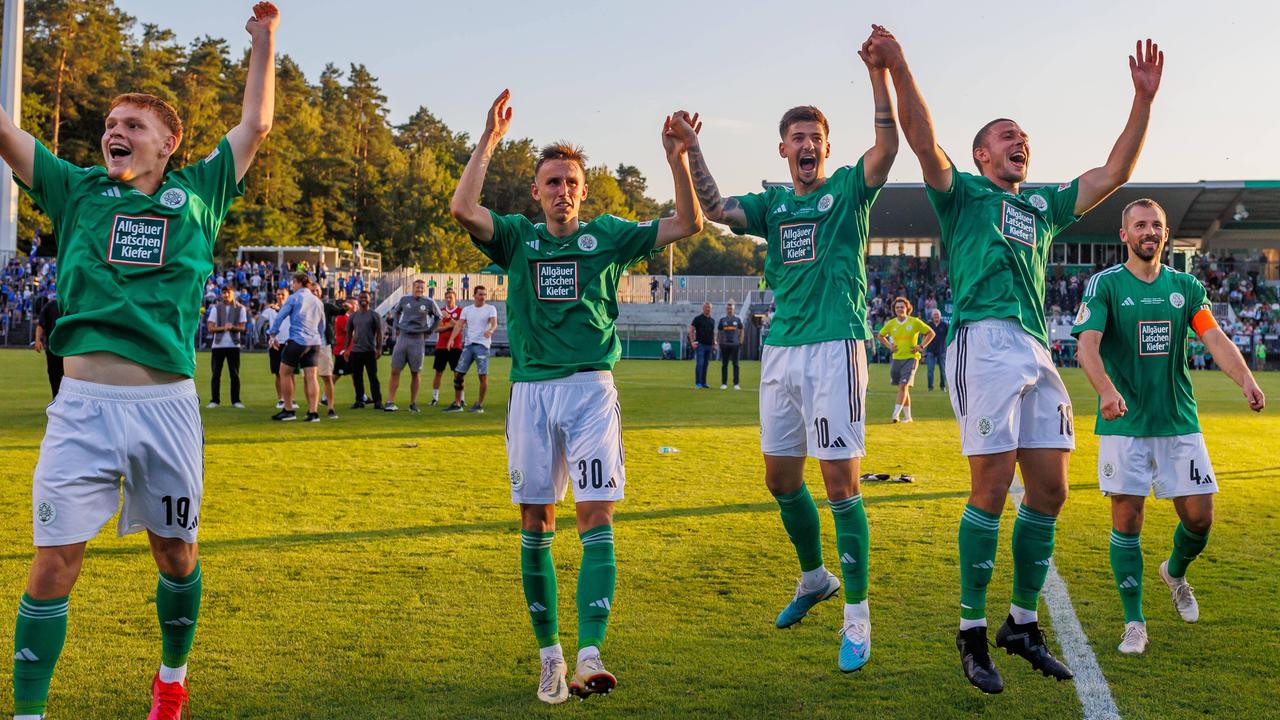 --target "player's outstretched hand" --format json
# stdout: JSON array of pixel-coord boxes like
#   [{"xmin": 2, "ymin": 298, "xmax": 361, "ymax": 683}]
[
  {"xmin": 863, "ymin": 24, "xmax": 902, "ymax": 69},
  {"xmin": 662, "ymin": 111, "xmax": 700, "ymax": 158},
  {"xmin": 484, "ymin": 90, "xmax": 514, "ymax": 143},
  {"xmin": 1243, "ymin": 378, "xmax": 1265, "ymax": 412},
  {"xmin": 246, "ymin": 2, "xmax": 279, "ymax": 38},
  {"xmin": 1129, "ymin": 39, "xmax": 1163, "ymax": 100},
  {"xmin": 1100, "ymin": 388, "xmax": 1128, "ymax": 420}
]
